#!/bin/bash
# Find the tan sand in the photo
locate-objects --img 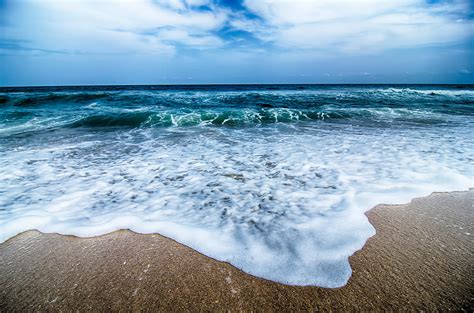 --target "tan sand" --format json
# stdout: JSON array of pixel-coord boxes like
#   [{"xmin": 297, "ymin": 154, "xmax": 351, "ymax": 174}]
[{"xmin": 1, "ymin": 190, "xmax": 473, "ymax": 311}]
